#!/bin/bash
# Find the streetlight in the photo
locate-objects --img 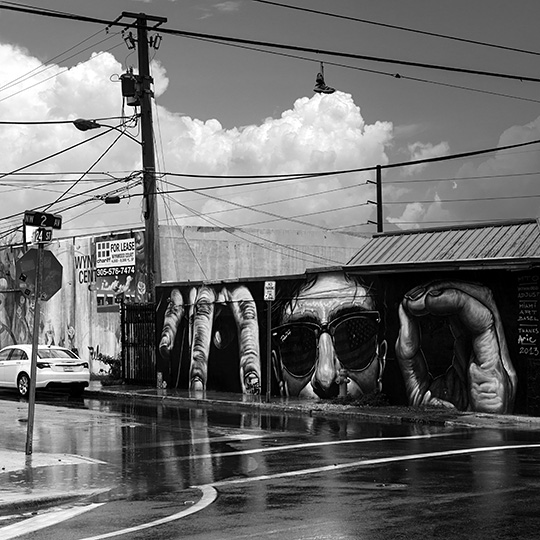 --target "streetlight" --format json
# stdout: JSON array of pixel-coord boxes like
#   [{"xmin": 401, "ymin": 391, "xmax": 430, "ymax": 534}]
[
  {"xmin": 72, "ymin": 116, "xmax": 160, "ymax": 303},
  {"xmin": 72, "ymin": 118, "xmax": 142, "ymax": 146}
]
